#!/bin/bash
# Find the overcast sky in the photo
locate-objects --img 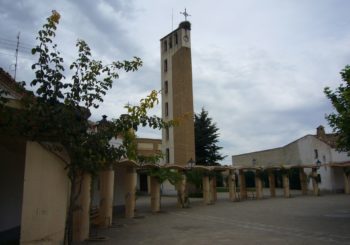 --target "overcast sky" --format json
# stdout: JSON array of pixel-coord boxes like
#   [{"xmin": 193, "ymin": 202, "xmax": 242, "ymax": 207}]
[{"xmin": 1, "ymin": 0, "xmax": 350, "ymax": 163}]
